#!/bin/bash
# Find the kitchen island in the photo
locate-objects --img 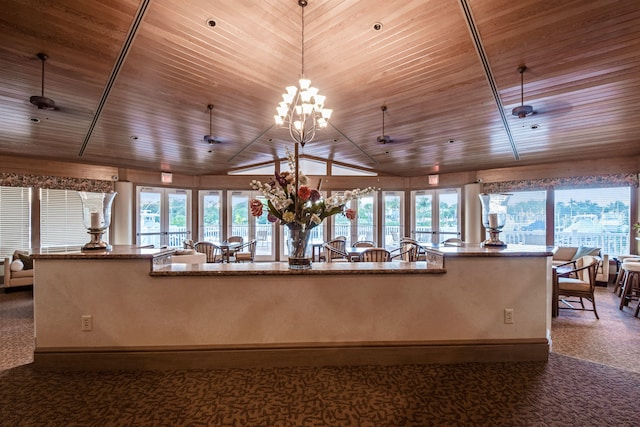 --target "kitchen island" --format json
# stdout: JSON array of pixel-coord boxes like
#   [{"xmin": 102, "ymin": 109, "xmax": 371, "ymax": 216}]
[{"xmin": 31, "ymin": 244, "xmax": 553, "ymax": 370}]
